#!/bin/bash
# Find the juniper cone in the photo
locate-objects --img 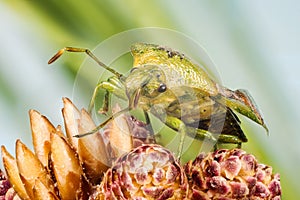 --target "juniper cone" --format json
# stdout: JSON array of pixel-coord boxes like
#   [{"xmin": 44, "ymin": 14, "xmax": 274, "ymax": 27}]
[
  {"xmin": 93, "ymin": 144, "xmax": 189, "ymax": 200},
  {"xmin": 184, "ymin": 149, "xmax": 281, "ymax": 199}
]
